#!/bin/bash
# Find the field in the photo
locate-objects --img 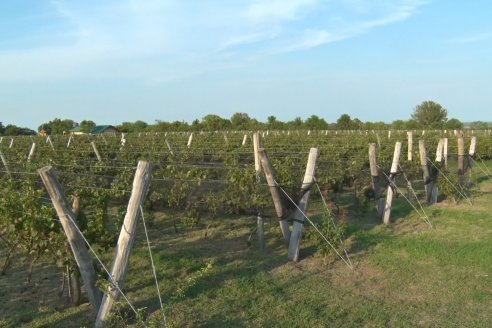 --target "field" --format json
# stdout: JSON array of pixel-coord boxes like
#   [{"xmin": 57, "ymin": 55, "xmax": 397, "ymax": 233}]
[{"xmin": 0, "ymin": 130, "xmax": 491, "ymax": 327}]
